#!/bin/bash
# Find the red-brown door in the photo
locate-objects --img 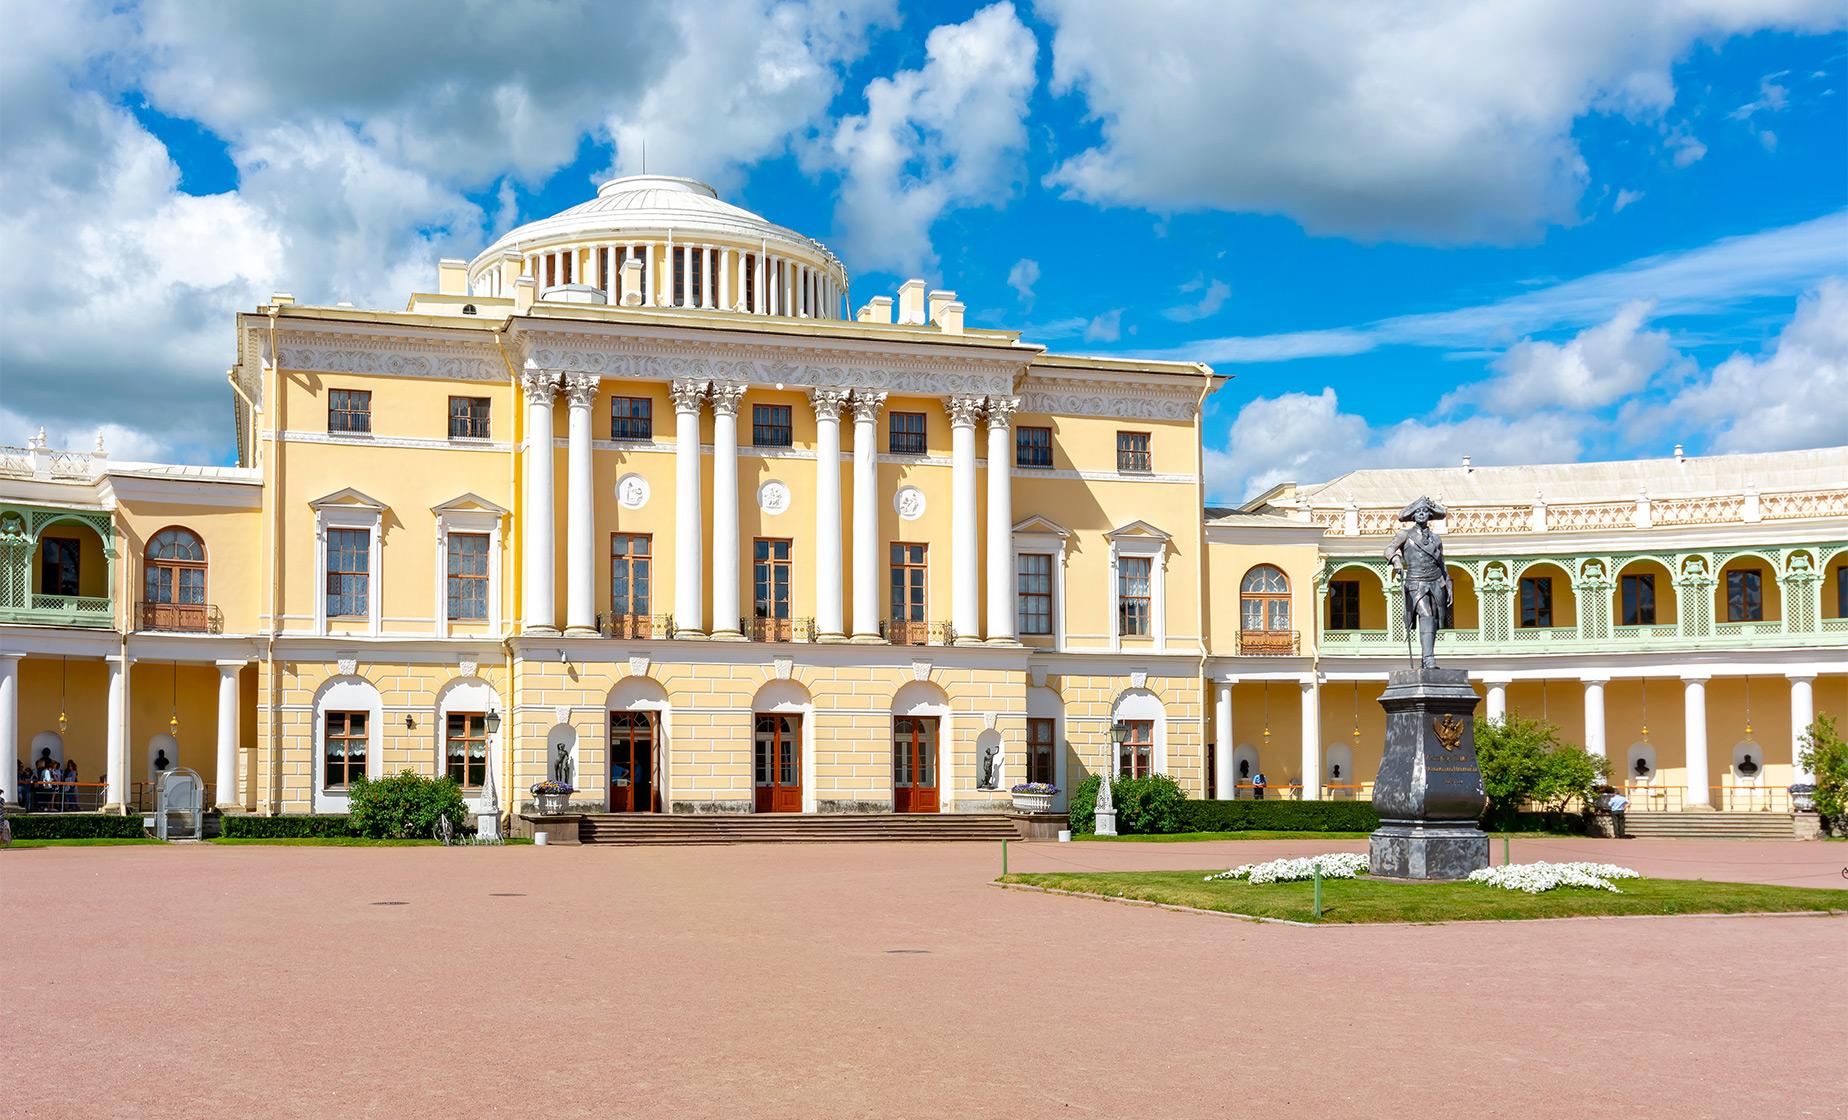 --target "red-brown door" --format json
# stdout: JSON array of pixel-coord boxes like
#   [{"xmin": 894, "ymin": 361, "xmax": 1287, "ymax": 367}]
[
  {"xmin": 753, "ymin": 714, "xmax": 802, "ymax": 813},
  {"xmin": 609, "ymin": 712, "xmax": 659, "ymax": 813},
  {"xmin": 893, "ymin": 716, "xmax": 939, "ymax": 813}
]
